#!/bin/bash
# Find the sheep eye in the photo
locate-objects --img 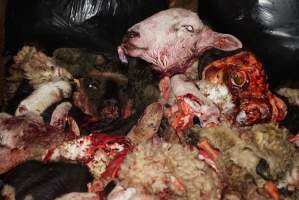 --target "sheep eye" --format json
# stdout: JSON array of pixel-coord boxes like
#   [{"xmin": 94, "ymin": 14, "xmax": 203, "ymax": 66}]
[
  {"xmin": 230, "ymin": 71, "xmax": 247, "ymax": 87},
  {"xmin": 182, "ymin": 25, "xmax": 194, "ymax": 32}
]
